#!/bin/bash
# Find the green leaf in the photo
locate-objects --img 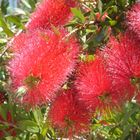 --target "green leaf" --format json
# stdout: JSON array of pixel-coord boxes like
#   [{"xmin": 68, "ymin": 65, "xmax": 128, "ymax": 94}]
[
  {"xmin": 71, "ymin": 8, "xmax": 85, "ymax": 23},
  {"xmin": 0, "ymin": 123, "xmax": 9, "ymax": 130},
  {"xmin": 0, "ymin": 38, "xmax": 7, "ymax": 44},
  {"xmin": 1, "ymin": 0, "xmax": 9, "ymax": 14},
  {"xmin": 109, "ymin": 20, "xmax": 117, "ymax": 26},
  {"xmin": 28, "ymin": 0, "xmax": 37, "ymax": 10},
  {"xmin": 18, "ymin": 120, "xmax": 39, "ymax": 133},
  {"xmin": 0, "ymin": 105, "xmax": 7, "ymax": 120},
  {"xmin": 98, "ymin": 0, "xmax": 103, "ymax": 14},
  {"xmin": 13, "ymin": 8, "xmax": 26, "ymax": 15},
  {"xmin": 0, "ymin": 11, "xmax": 14, "ymax": 37},
  {"xmin": 32, "ymin": 108, "xmax": 43, "ymax": 128},
  {"xmin": 6, "ymin": 15, "xmax": 24, "ymax": 28},
  {"xmin": 117, "ymin": 0, "xmax": 127, "ymax": 8},
  {"xmin": 21, "ymin": 0, "xmax": 31, "ymax": 9},
  {"xmin": 111, "ymin": 5, "xmax": 118, "ymax": 13},
  {"xmin": 41, "ymin": 126, "xmax": 48, "ymax": 137},
  {"xmin": 120, "ymin": 124, "xmax": 133, "ymax": 140}
]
